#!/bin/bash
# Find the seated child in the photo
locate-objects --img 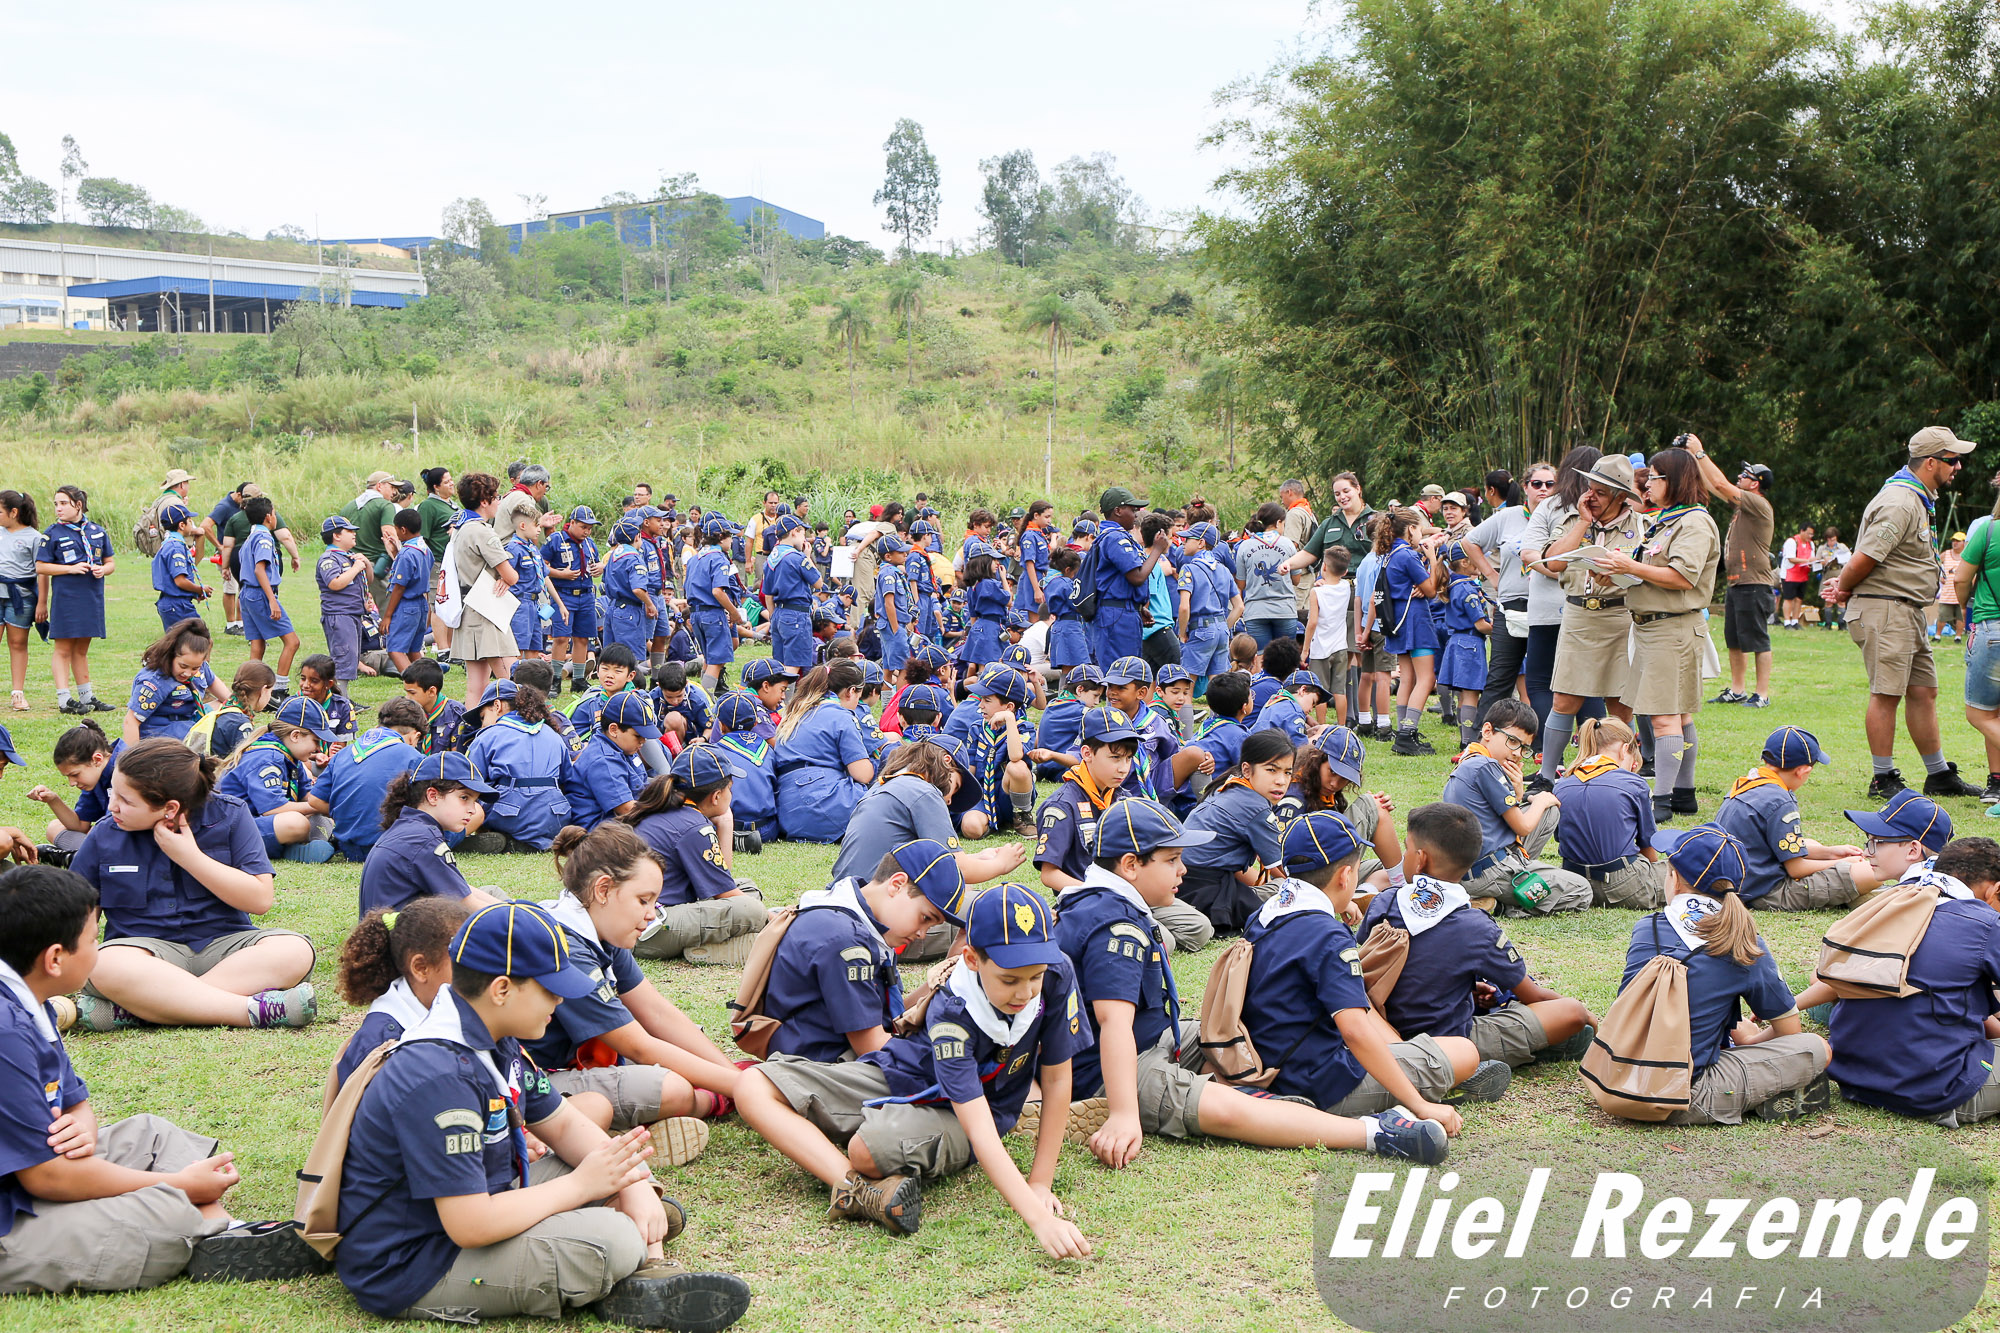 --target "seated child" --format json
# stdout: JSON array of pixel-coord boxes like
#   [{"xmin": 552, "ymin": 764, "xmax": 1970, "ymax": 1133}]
[
  {"xmin": 1248, "ymin": 635, "xmax": 1301, "ymax": 718},
  {"xmin": 564, "ymin": 691, "xmax": 657, "ymax": 830},
  {"xmin": 1034, "ymin": 706, "xmax": 1140, "ymax": 902},
  {"xmin": 735, "ymin": 884, "xmax": 1094, "ymax": 1257},
  {"xmin": 1551, "ymin": 718, "xmax": 1668, "ymax": 909},
  {"xmin": 510, "ymin": 660, "xmax": 581, "ymax": 754},
  {"xmin": 754, "ymin": 839, "xmax": 968, "ymax": 1063},
  {"xmin": 649, "ymin": 661, "xmax": 714, "ymax": 747},
  {"xmin": 570, "ymin": 643, "xmax": 642, "ymax": 735},
  {"xmin": 0, "ymin": 864, "xmax": 314, "ymax": 1293},
  {"xmin": 70, "ymin": 739, "xmax": 316, "ymax": 1032},
  {"xmin": 1295, "ymin": 727, "xmax": 1400, "ymax": 888},
  {"xmin": 330, "ymin": 900, "xmax": 750, "ymax": 1327},
  {"xmin": 738, "ymin": 659, "xmax": 794, "ymax": 742},
  {"xmin": 775, "ymin": 662, "xmax": 877, "ymax": 843},
  {"xmin": 1359, "ymin": 802, "xmax": 1595, "ymax": 1071},
  {"xmin": 215, "ymin": 696, "xmax": 338, "ymax": 863},
  {"xmin": 851, "ymin": 660, "xmax": 897, "ymax": 764},
  {"xmin": 714, "ymin": 692, "xmax": 778, "ymax": 838},
  {"xmin": 624, "ymin": 745, "xmax": 767, "ymax": 964},
  {"xmin": 1028, "ymin": 664, "xmax": 1103, "ymax": 782},
  {"xmin": 1152, "ymin": 662, "xmax": 1198, "ymax": 743},
  {"xmin": 123, "ymin": 619, "xmax": 223, "ymax": 744},
  {"xmin": 1252, "ymin": 669, "xmax": 1328, "ymax": 748},
  {"xmin": 357, "ymin": 753, "xmax": 499, "ymax": 919},
  {"xmin": 400, "ymin": 659, "xmax": 465, "ymax": 756},
  {"xmin": 332, "ymin": 896, "xmax": 473, "ymax": 1089},
  {"xmin": 30, "ymin": 720, "xmax": 118, "ymax": 857},
  {"xmin": 1713, "ymin": 725, "xmax": 1883, "ymax": 911},
  {"xmin": 309, "ymin": 696, "xmax": 426, "ymax": 862},
  {"xmin": 1103, "ymin": 657, "xmax": 1209, "ymax": 802},
  {"xmin": 296, "ymin": 654, "xmax": 357, "ymax": 747},
  {"xmin": 1438, "ymin": 699, "xmax": 1589, "ymax": 914},
  {"xmin": 209, "ymin": 660, "xmax": 274, "ymax": 758},
  {"xmin": 962, "ymin": 664, "xmax": 1037, "ymax": 840},
  {"xmin": 1054, "ymin": 803, "xmax": 1447, "ymax": 1167},
  {"xmin": 465, "ymin": 683, "xmax": 574, "ymax": 852},
  {"xmin": 1178, "ymin": 730, "xmax": 1297, "ymax": 934},
  {"xmin": 1605, "ymin": 821, "xmax": 1830, "ymax": 1124}
]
